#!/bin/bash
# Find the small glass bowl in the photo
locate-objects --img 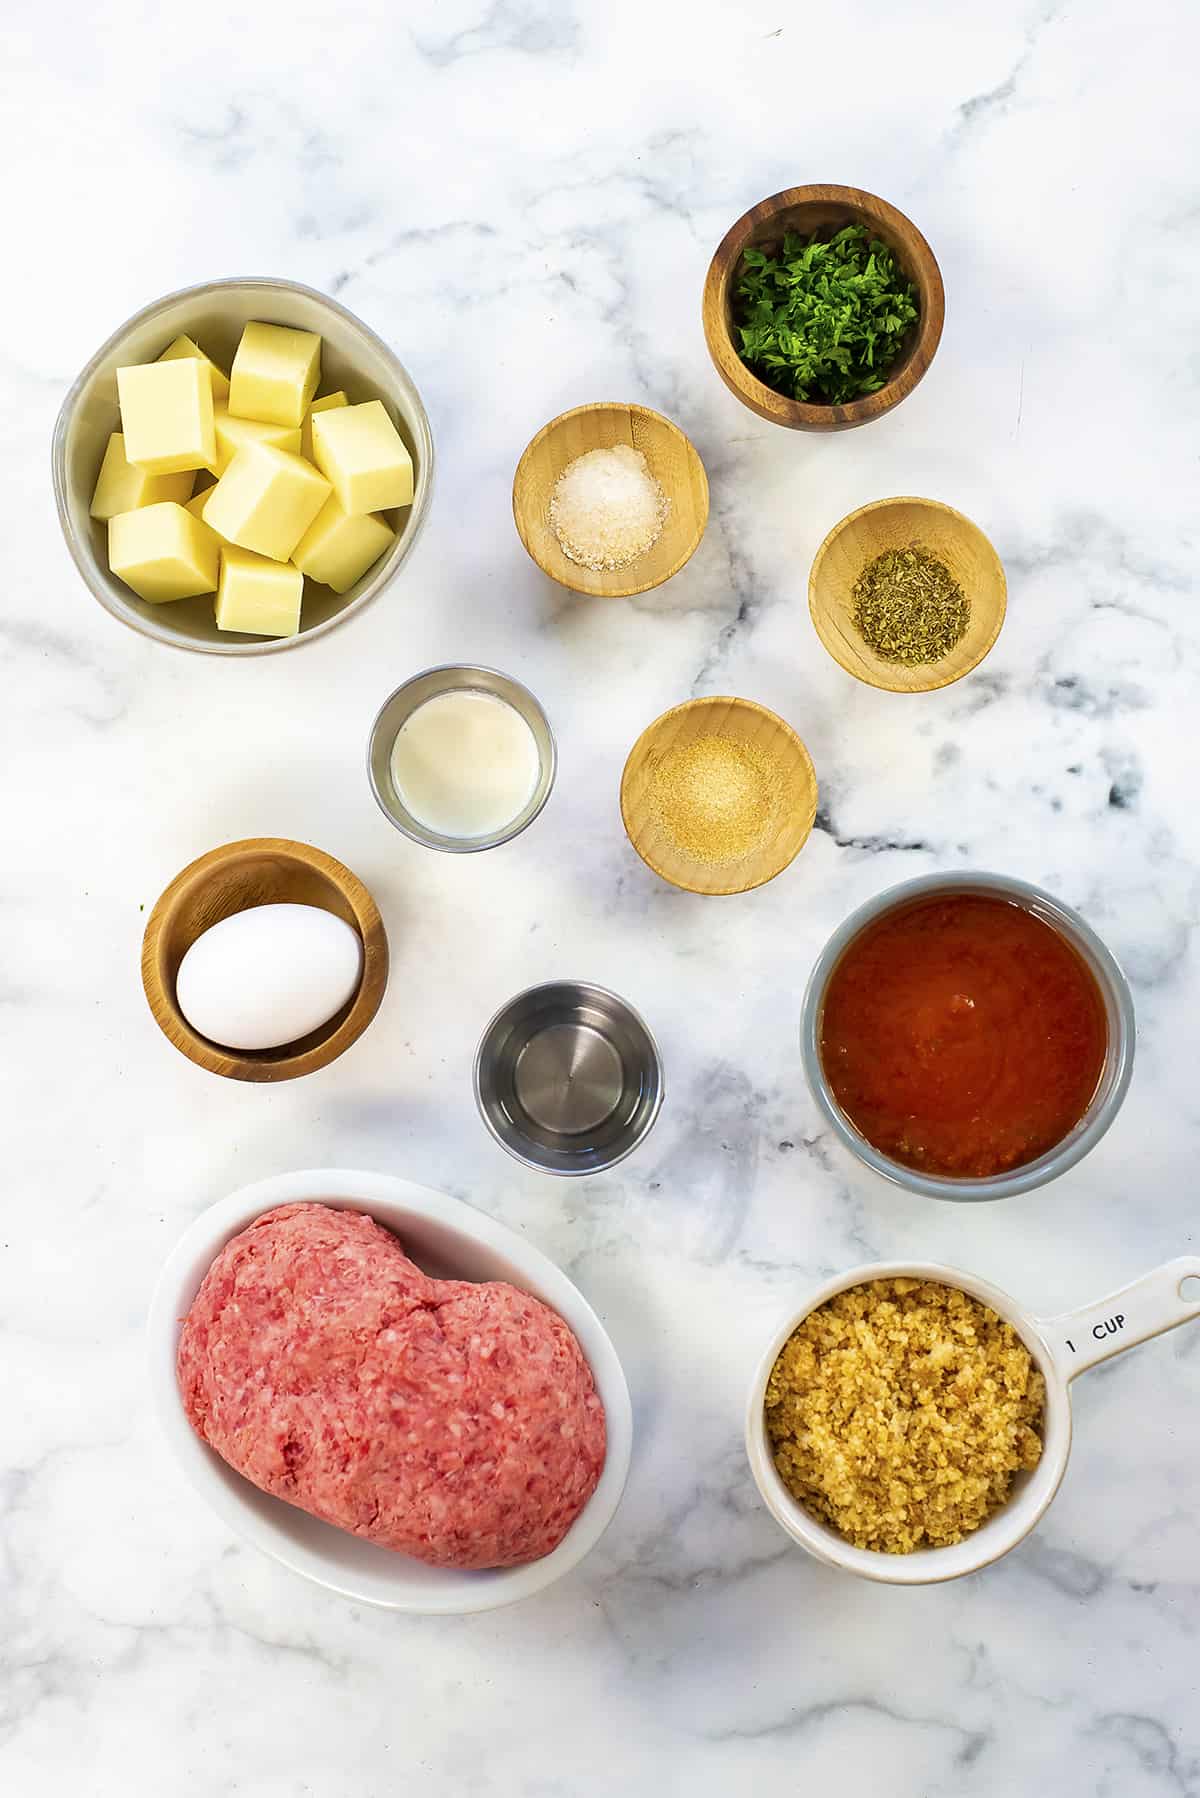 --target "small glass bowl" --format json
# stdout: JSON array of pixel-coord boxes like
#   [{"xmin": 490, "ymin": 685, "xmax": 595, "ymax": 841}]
[
  {"xmin": 800, "ymin": 871, "xmax": 1136, "ymax": 1201},
  {"xmin": 367, "ymin": 665, "xmax": 556, "ymax": 853}
]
